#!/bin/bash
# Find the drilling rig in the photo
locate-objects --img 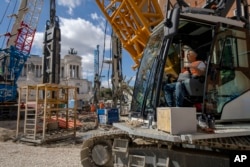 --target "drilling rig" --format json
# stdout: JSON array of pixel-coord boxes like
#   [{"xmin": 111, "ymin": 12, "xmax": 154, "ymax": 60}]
[{"xmin": 42, "ymin": 0, "xmax": 61, "ymax": 84}]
